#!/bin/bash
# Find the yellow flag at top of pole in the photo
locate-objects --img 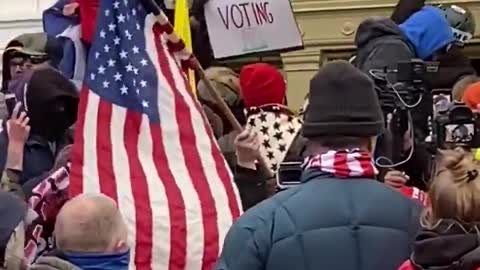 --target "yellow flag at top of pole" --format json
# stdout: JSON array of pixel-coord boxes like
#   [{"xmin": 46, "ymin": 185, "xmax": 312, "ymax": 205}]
[{"xmin": 174, "ymin": 0, "xmax": 196, "ymax": 95}]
